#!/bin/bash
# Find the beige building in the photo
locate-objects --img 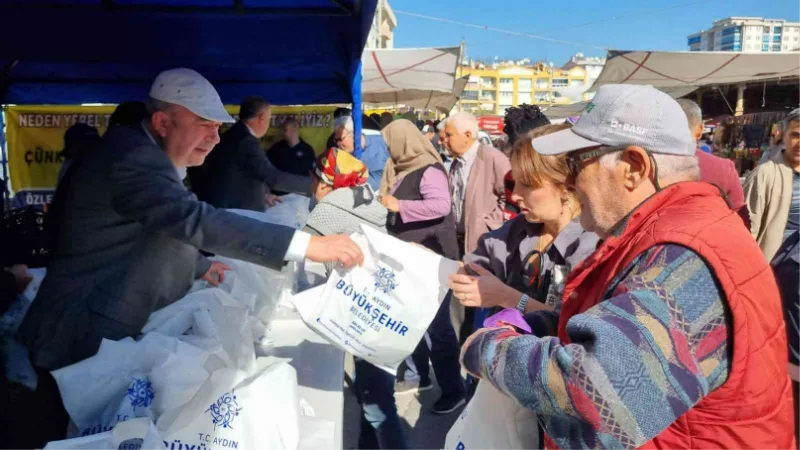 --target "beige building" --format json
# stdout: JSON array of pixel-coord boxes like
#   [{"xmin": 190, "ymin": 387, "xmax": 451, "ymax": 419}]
[{"xmin": 365, "ymin": 0, "xmax": 397, "ymax": 49}]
